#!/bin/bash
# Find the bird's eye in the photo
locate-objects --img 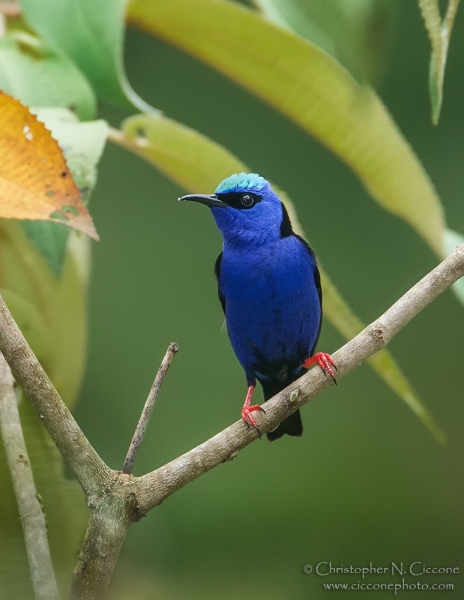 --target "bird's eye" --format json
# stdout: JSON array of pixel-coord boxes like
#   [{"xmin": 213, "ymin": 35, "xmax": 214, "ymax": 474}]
[{"xmin": 241, "ymin": 193, "xmax": 254, "ymax": 207}]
